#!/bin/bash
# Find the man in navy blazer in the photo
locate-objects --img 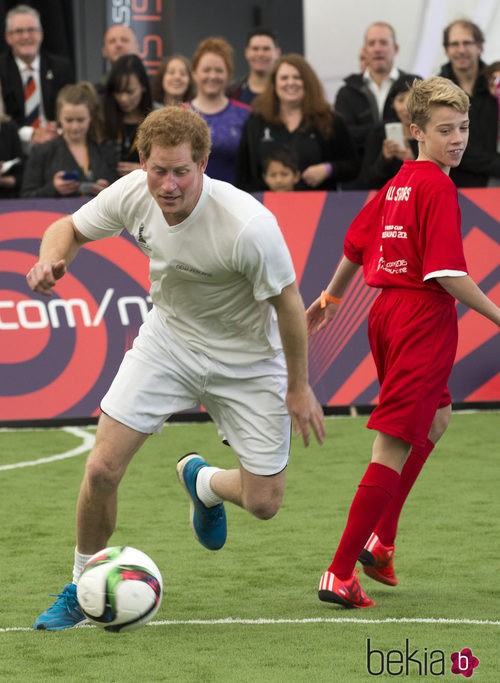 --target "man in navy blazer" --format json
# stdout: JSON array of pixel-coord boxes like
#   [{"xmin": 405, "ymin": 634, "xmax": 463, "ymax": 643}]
[{"xmin": 0, "ymin": 4, "xmax": 74, "ymax": 148}]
